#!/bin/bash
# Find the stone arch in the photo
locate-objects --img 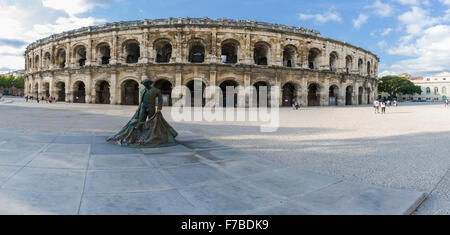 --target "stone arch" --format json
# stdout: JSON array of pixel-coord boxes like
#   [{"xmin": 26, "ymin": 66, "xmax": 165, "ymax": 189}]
[
  {"xmin": 73, "ymin": 45, "xmax": 87, "ymax": 67},
  {"xmin": 367, "ymin": 61, "xmax": 371, "ymax": 76},
  {"xmin": 329, "ymin": 85, "xmax": 339, "ymax": 106},
  {"xmin": 308, "ymin": 83, "xmax": 321, "ymax": 106},
  {"xmin": 358, "ymin": 58, "xmax": 364, "ymax": 74},
  {"xmin": 308, "ymin": 48, "xmax": 321, "ymax": 70},
  {"xmin": 154, "ymin": 38, "xmax": 172, "ymax": 63},
  {"xmin": 95, "ymin": 80, "xmax": 110, "ymax": 104},
  {"xmin": 188, "ymin": 38, "xmax": 206, "ymax": 63},
  {"xmin": 120, "ymin": 79, "xmax": 140, "ymax": 105},
  {"xmin": 282, "ymin": 82, "xmax": 298, "ymax": 106},
  {"xmin": 44, "ymin": 52, "xmax": 51, "ymax": 69},
  {"xmin": 253, "ymin": 81, "xmax": 271, "ymax": 107},
  {"xmin": 366, "ymin": 87, "xmax": 371, "ymax": 104},
  {"xmin": 254, "ymin": 41, "xmax": 271, "ymax": 66},
  {"xmin": 283, "ymin": 45, "xmax": 297, "ymax": 68},
  {"xmin": 329, "ymin": 51, "xmax": 338, "ymax": 72},
  {"xmin": 154, "ymin": 78, "xmax": 173, "ymax": 106},
  {"xmin": 123, "ymin": 39, "xmax": 140, "ymax": 64},
  {"xmin": 34, "ymin": 82, "xmax": 39, "ymax": 98},
  {"xmin": 219, "ymin": 79, "xmax": 239, "ymax": 107},
  {"xmin": 186, "ymin": 79, "xmax": 206, "ymax": 107},
  {"xmin": 56, "ymin": 48, "xmax": 66, "ymax": 68},
  {"xmin": 358, "ymin": 86, "xmax": 364, "ymax": 105},
  {"xmin": 42, "ymin": 82, "xmax": 50, "ymax": 99},
  {"xmin": 72, "ymin": 80, "xmax": 86, "ymax": 103},
  {"xmin": 96, "ymin": 42, "xmax": 111, "ymax": 65},
  {"xmin": 34, "ymin": 55, "xmax": 40, "ymax": 69},
  {"xmin": 346, "ymin": 85, "xmax": 353, "ymax": 105},
  {"xmin": 345, "ymin": 55, "xmax": 353, "ymax": 73},
  {"xmin": 56, "ymin": 81, "xmax": 66, "ymax": 101},
  {"xmin": 221, "ymin": 39, "xmax": 240, "ymax": 64}
]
